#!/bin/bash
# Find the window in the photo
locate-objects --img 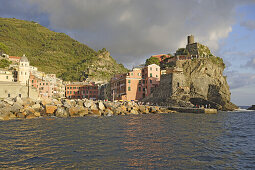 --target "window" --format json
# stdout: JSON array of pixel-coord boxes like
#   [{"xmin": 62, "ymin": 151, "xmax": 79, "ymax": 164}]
[
  {"xmin": 25, "ymin": 72, "xmax": 26, "ymax": 75},
  {"xmin": 177, "ymin": 82, "xmax": 180, "ymax": 87},
  {"xmin": 128, "ymin": 87, "xmax": 131, "ymax": 91},
  {"xmin": 70, "ymin": 91, "xmax": 72, "ymax": 94},
  {"xmin": 139, "ymin": 87, "xmax": 141, "ymax": 91},
  {"xmin": 156, "ymin": 68, "xmax": 158, "ymax": 71},
  {"xmin": 74, "ymin": 87, "xmax": 76, "ymax": 89},
  {"xmin": 150, "ymin": 73, "xmax": 152, "ymax": 77},
  {"xmin": 19, "ymin": 94, "xmax": 21, "ymax": 97},
  {"xmin": 43, "ymin": 83, "xmax": 45, "ymax": 85},
  {"xmin": 67, "ymin": 91, "xmax": 69, "ymax": 94},
  {"xmin": 77, "ymin": 91, "xmax": 80, "ymax": 94},
  {"xmin": 143, "ymin": 88, "xmax": 145, "ymax": 92},
  {"xmin": 46, "ymin": 83, "xmax": 48, "ymax": 85},
  {"xmin": 70, "ymin": 87, "xmax": 72, "ymax": 89},
  {"xmin": 8, "ymin": 94, "xmax": 10, "ymax": 97},
  {"xmin": 156, "ymin": 75, "xmax": 158, "ymax": 78},
  {"xmin": 128, "ymin": 80, "xmax": 131, "ymax": 83},
  {"xmin": 40, "ymin": 83, "xmax": 41, "ymax": 85},
  {"xmin": 6, "ymin": 76, "xmax": 8, "ymax": 79},
  {"xmin": 143, "ymin": 80, "xmax": 145, "ymax": 84},
  {"xmin": 32, "ymin": 80, "xmax": 34, "ymax": 83},
  {"xmin": 67, "ymin": 87, "xmax": 69, "ymax": 89},
  {"xmin": 150, "ymin": 80, "xmax": 152, "ymax": 83},
  {"xmin": 150, "ymin": 67, "xmax": 152, "ymax": 71},
  {"xmin": 139, "ymin": 80, "xmax": 141, "ymax": 84},
  {"xmin": 131, "ymin": 73, "xmax": 133, "ymax": 76}
]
